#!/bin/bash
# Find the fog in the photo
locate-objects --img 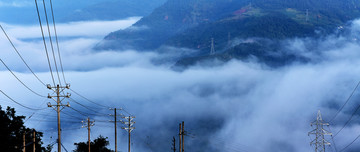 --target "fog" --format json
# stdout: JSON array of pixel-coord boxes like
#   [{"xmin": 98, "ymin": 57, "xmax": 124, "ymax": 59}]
[{"xmin": 1, "ymin": 17, "xmax": 360, "ymax": 152}]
